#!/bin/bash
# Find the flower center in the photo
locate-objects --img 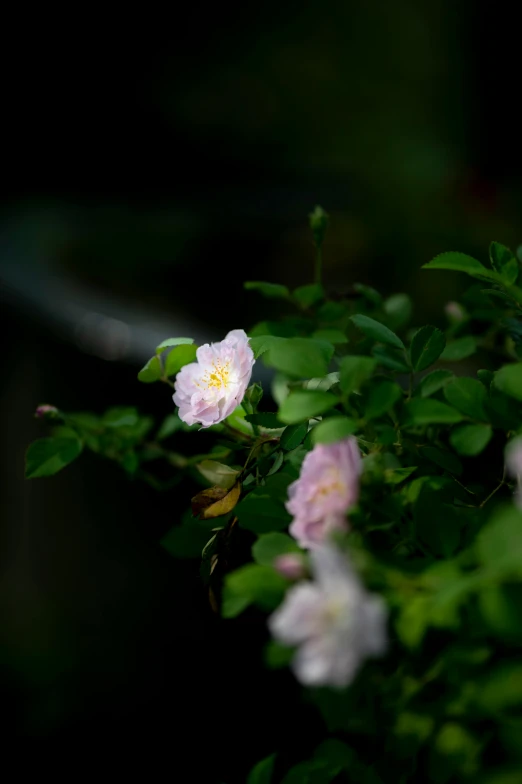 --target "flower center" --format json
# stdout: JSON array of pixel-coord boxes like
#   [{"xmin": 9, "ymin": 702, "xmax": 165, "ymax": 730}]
[
  {"xmin": 202, "ymin": 360, "xmax": 231, "ymax": 390},
  {"xmin": 312, "ymin": 468, "xmax": 346, "ymax": 500}
]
